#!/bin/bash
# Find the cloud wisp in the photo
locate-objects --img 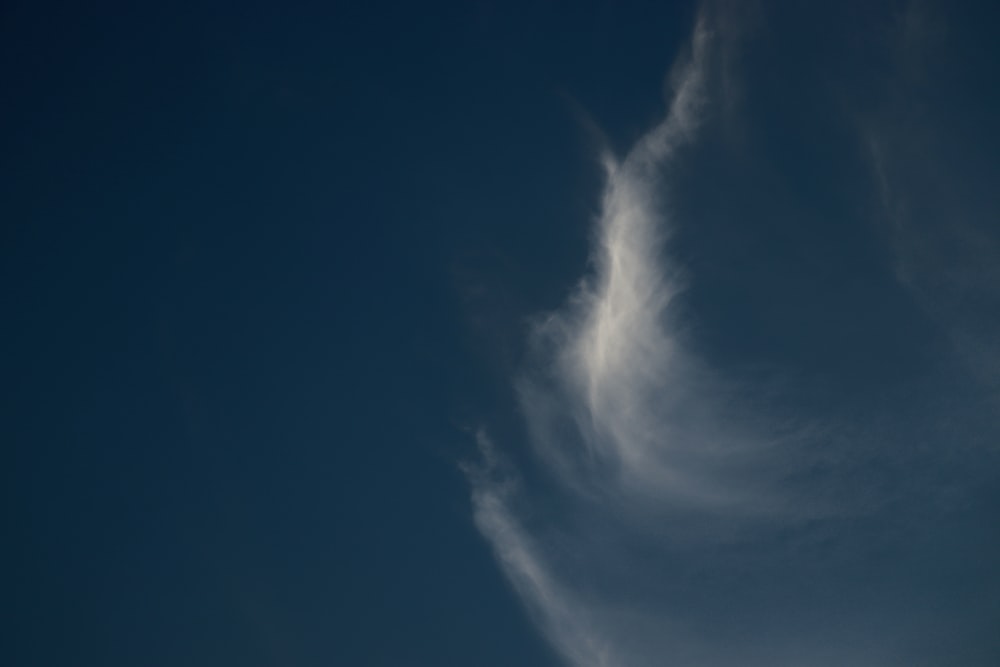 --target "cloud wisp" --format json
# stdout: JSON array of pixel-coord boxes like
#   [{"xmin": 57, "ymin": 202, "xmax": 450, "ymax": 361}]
[
  {"xmin": 520, "ymin": 16, "xmax": 726, "ymax": 508},
  {"xmin": 511, "ymin": 14, "xmax": 805, "ymax": 524},
  {"xmin": 861, "ymin": 1, "xmax": 1000, "ymax": 398},
  {"xmin": 465, "ymin": 13, "xmax": 819, "ymax": 666},
  {"xmin": 464, "ymin": 3, "xmax": 1000, "ymax": 666}
]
